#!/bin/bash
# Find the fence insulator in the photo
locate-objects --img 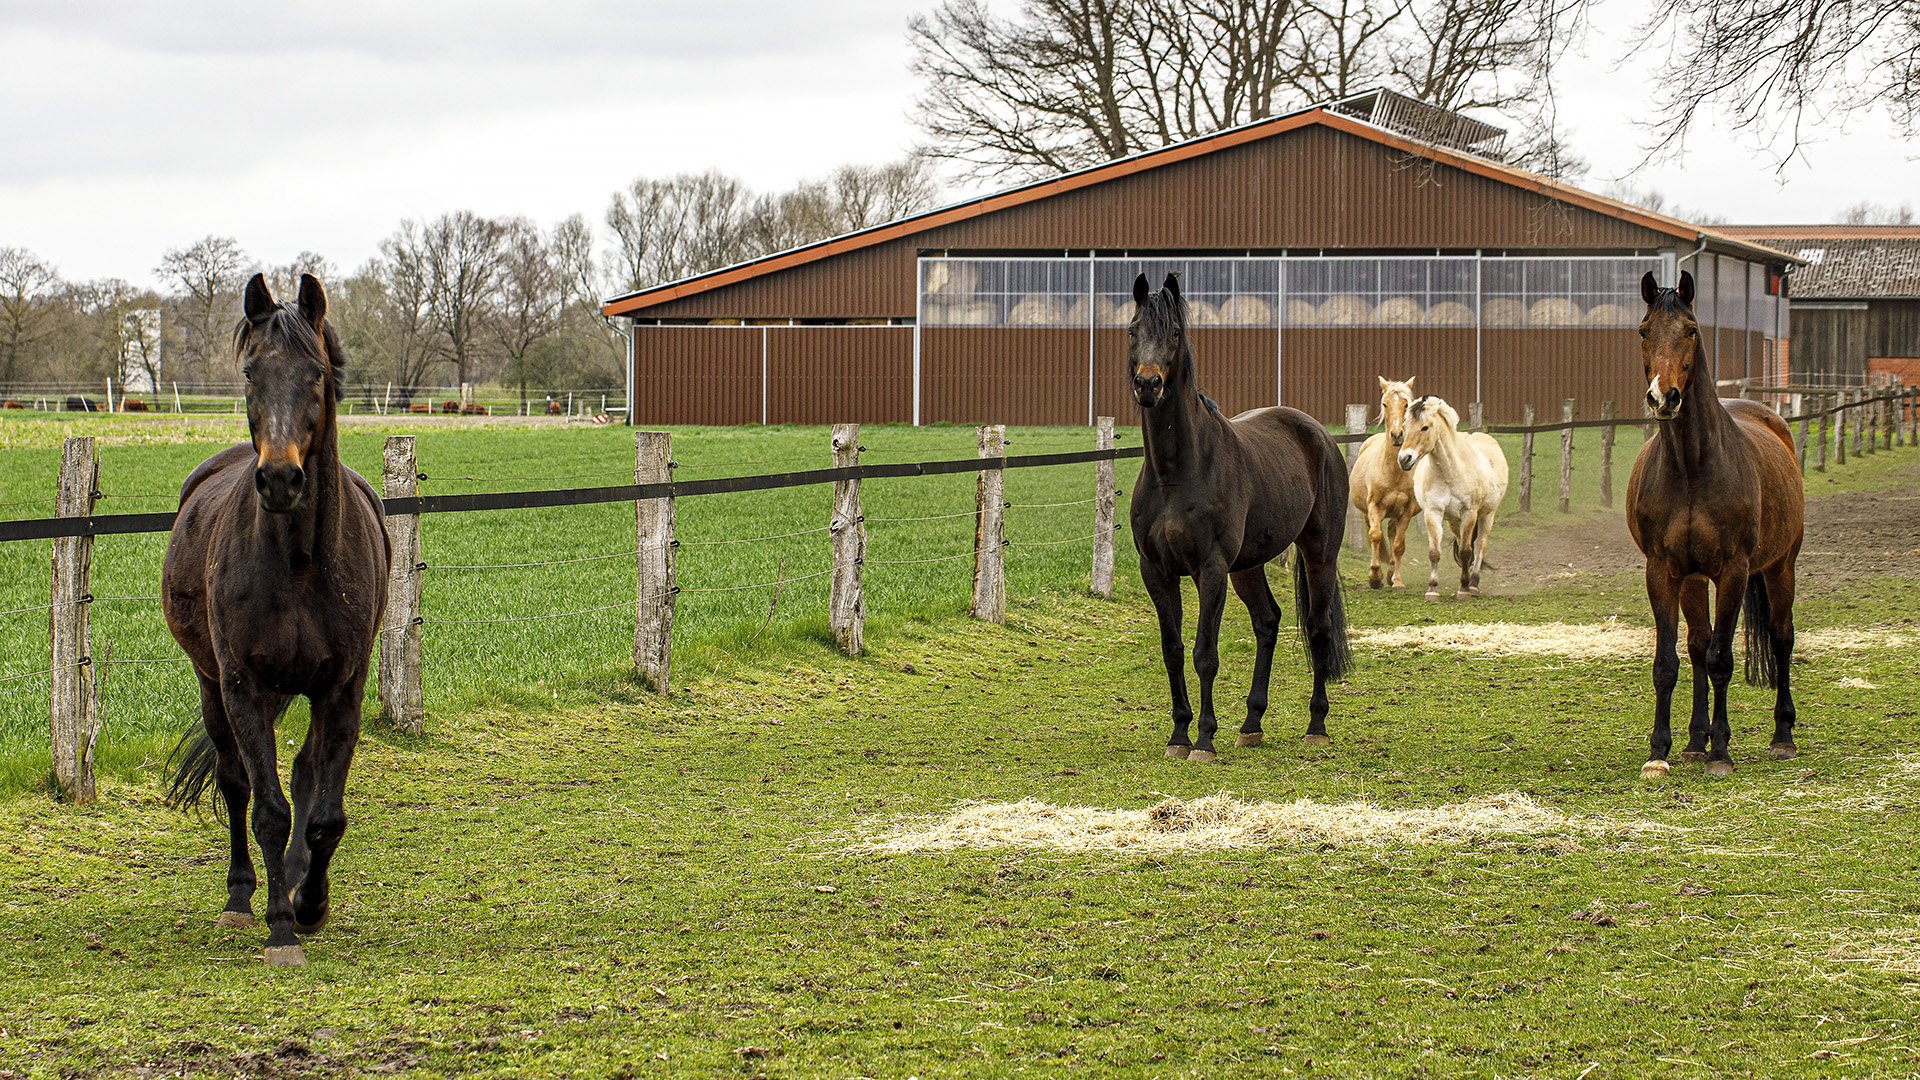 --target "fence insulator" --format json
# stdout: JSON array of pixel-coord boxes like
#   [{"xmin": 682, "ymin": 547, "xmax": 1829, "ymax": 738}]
[
  {"xmin": 828, "ymin": 424, "xmax": 865, "ymax": 656},
  {"xmin": 634, "ymin": 431, "xmax": 675, "ymax": 694},
  {"xmin": 50, "ymin": 436, "xmax": 98, "ymax": 803},
  {"xmin": 1091, "ymin": 416, "xmax": 1117, "ymax": 599},
  {"xmin": 972, "ymin": 425, "xmax": 1006, "ymax": 625},
  {"xmin": 379, "ymin": 436, "xmax": 425, "ymax": 734}
]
